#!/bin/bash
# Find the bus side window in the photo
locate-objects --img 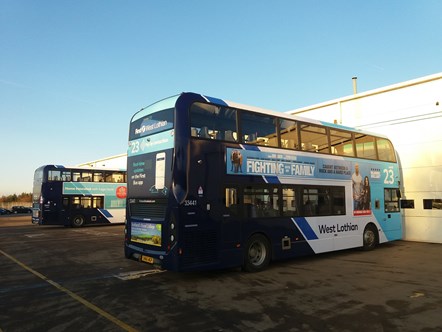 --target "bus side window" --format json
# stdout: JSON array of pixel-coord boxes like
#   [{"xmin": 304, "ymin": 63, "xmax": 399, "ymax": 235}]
[
  {"xmin": 331, "ymin": 187, "xmax": 346, "ymax": 215},
  {"xmin": 355, "ymin": 134, "xmax": 377, "ymax": 160},
  {"xmin": 300, "ymin": 123, "xmax": 329, "ymax": 153},
  {"xmin": 62, "ymin": 197, "xmax": 69, "ymax": 208},
  {"xmin": 282, "ymin": 187, "xmax": 298, "ymax": 216},
  {"xmin": 225, "ymin": 188, "xmax": 239, "ymax": 216},
  {"xmin": 280, "ymin": 119, "xmax": 298, "ymax": 150},
  {"xmin": 81, "ymin": 172, "xmax": 92, "ymax": 182},
  {"xmin": 190, "ymin": 102, "xmax": 238, "ymax": 142},
  {"xmin": 243, "ymin": 187, "xmax": 279, "ymax": 218},
  {"xmin": 199, "ymin": 127, "xmax": 210, "ymax": 138},
  {"xmin": 92, "ymin": 197, "xmax": 104, "ymax": 208},
  {"xmin": 73, "ymin": 172, "xmax": 81, "ymax": 182},
  {"xmin": 302, "ymin": 188, "xmax": 318, "ymax": 216},
  {"xmin": 62, "ymin": 171, "xmax": 71, "ymax": 181},
  {"xmin": 93, "ymin": 172, "xmax": 104, "ymax": 182},
  {"xmin": 330, "ymin": 129, "xmax": 354, "ymax": 157},
  {"xmin": 105, "ymin": 172, "xmax": 114, "ymax": 182},
  {"xmin": 384, "ymin": 188, "xmax": 400, "ymax": 212},
  {"xmin": 49, "ymin": 170, "xmax": 61, "ymax": 181},
  {"xmin": 224, "ymin": 130, "xmax": 237, "ymax": 142},
  {"xmin": 240, "ymin": 111, "xmax": 278, "ymax": 147}
]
